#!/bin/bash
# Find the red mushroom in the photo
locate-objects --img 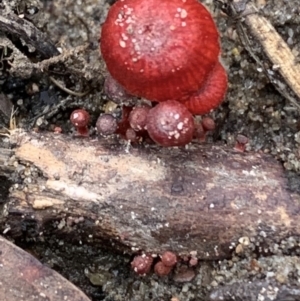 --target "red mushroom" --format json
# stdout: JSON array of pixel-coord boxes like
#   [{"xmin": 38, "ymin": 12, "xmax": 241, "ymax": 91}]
[
  {"xmin": 131, "ymin": 254, "xmax": 153, "ymax": 275},
  {"xmin": 146, "ymin": 100, "xmax": 194, "ymax": 147},
  {"xmin": 161, "ymin": 251, "xmax": 177, "ymax": 267},
  {"xmin": 154, "ymin": 261, "xmax": 172, "ymax": 277},
  {"xmin": 128, "ymin": 105, "xmax": 151, "ymax": 132},
  {"xmin": 70, "ymin": 109, "xmax": 90, "ymax": 136},
  {"xmin": 234, "ymin": 134, "xmax": 249, "ymax": 152},
  {"xmin": 96, "ymin": 113, "xmax": 118, "ymax": 136},
  {"xmin": 104, "ymin": 74, "xmax": 136, "ymax": 105},
  {"xmin": 182, "ymin": 62, "xmax": 227, "ymax": 115},
  {"xmin": 100, "ymin": 0, "xmax": 221, "ymax": 102},
  {"xmin": 194, "ymin": 116, "xmax": 216, "ymax": 142}
]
